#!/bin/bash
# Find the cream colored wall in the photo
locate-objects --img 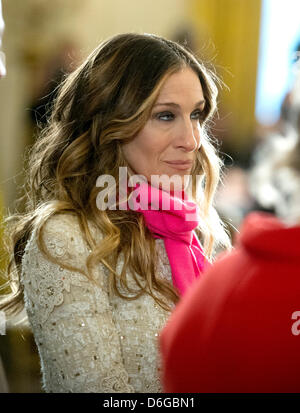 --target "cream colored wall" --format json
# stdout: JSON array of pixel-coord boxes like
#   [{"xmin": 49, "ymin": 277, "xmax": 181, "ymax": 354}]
[
  {"xmin": 0, "ymin": 0, "xmax": 188, "ymax": 209},
  {"xmin": 73, "ymin": 0, "xmax": 188, "ymax": 52}
]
